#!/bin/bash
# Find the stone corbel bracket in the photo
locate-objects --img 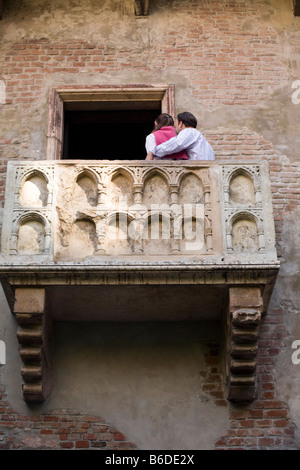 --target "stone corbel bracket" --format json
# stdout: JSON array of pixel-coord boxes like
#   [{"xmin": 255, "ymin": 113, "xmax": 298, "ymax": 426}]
[
  {"xmin": 135, "ymin": 0, "xmax": 149, "ymax": 16},
  {"xmin": 227, "ymin": 287, "xmax": 263, "ymax": 402},
  {"xmin": 14, "ymin": 288, "xmax": 52, "ymax": 402},
  {"xmin": 0, "ymin": 0, "xmax": 6, "ymax": 19}
]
